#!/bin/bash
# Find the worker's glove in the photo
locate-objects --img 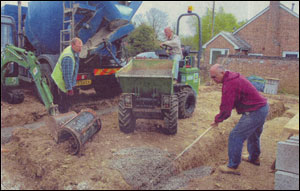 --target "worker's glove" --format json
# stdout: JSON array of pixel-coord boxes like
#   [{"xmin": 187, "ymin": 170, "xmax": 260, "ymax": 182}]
[{"xmin": 67, "ymin": 89, "xmax": 74, "ymax": 96}]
